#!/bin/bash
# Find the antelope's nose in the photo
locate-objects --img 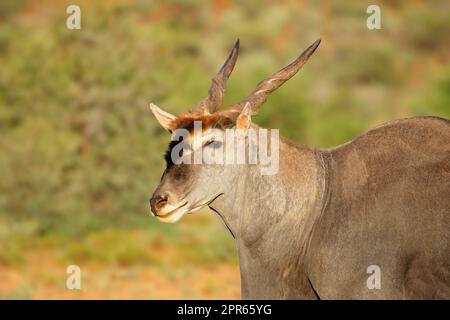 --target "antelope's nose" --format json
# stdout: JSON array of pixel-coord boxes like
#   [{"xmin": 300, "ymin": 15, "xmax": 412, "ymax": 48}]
[{"xmin": 150, "ymin": 194, "xmax": 168, "ymax": 214}]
